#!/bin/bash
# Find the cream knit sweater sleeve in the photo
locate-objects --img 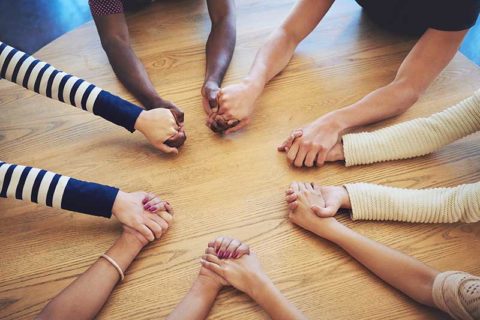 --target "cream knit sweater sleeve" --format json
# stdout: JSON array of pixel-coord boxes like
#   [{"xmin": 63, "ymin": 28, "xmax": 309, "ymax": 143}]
[
  {"xmin": 344, "ymin": 182, "xmax": 480, "ymax": 223},
  {"xmin": 342, "ymin": 90, "xmax": 480, "ymax": 167}
]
